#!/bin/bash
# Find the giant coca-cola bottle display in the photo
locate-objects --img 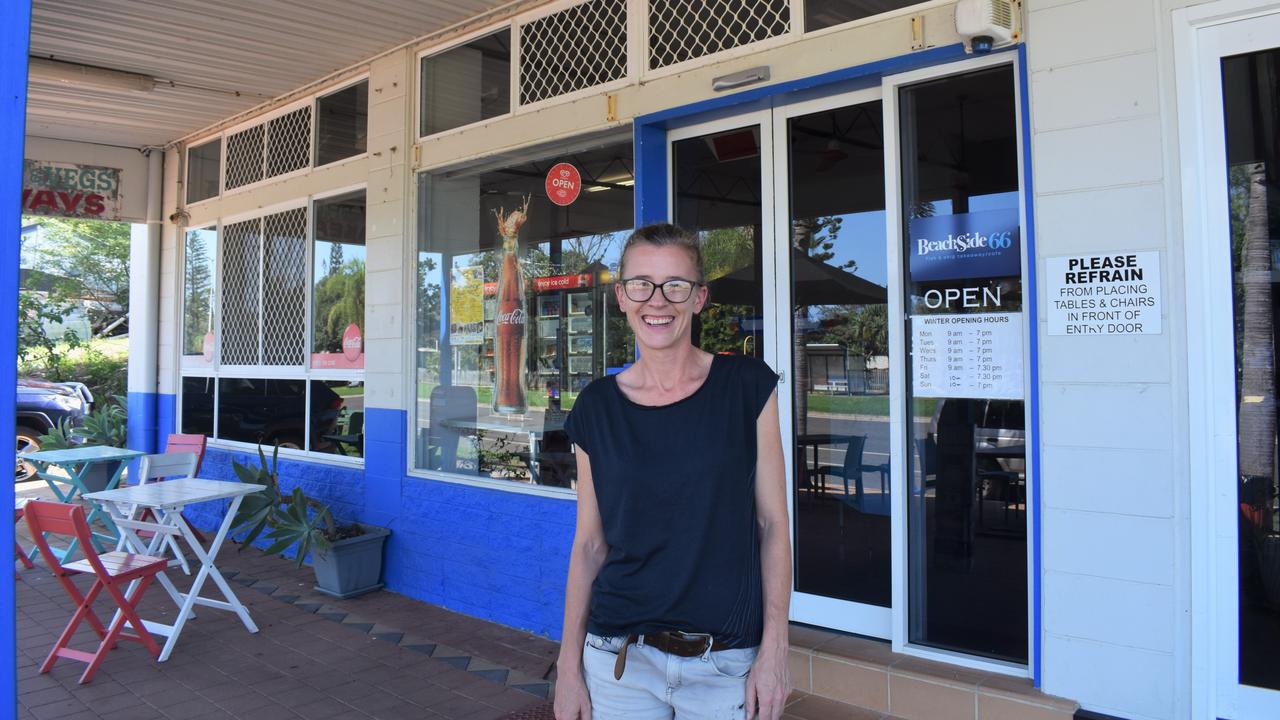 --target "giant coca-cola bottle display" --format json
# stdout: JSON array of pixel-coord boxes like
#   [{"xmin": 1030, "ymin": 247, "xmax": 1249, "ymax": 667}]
[{"xmin": 493, "ymin": 199, "xmax": 529, "ymax": 414}]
